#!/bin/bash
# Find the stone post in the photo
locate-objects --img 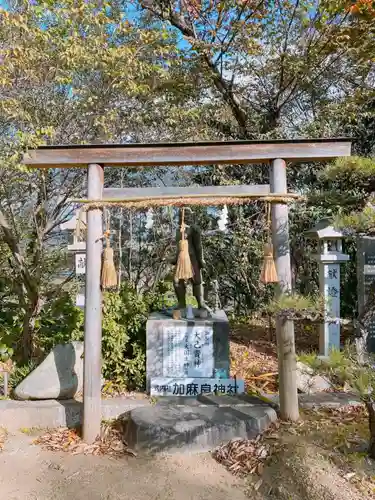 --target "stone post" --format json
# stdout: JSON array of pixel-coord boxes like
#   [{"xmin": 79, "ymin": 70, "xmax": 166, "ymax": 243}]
[{"xmin": 306, "ymin": 220, "xmax": 349, "ymax": 357}]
